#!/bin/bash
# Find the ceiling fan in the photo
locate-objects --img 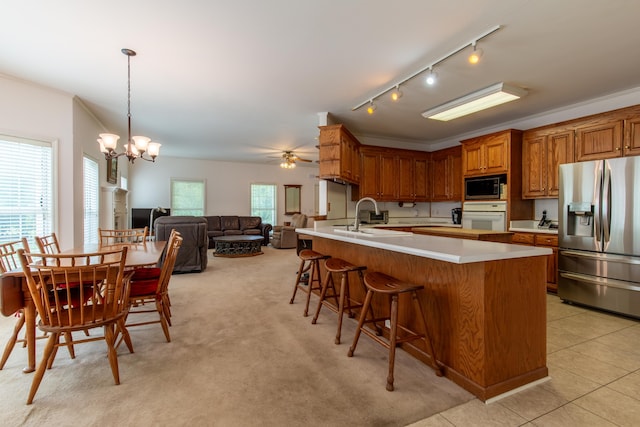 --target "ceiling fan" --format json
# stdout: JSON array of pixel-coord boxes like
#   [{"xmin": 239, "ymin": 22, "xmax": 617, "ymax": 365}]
[{"xmin": 279, "ymin": 150, "xmax": 312, "ymax": 168}]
